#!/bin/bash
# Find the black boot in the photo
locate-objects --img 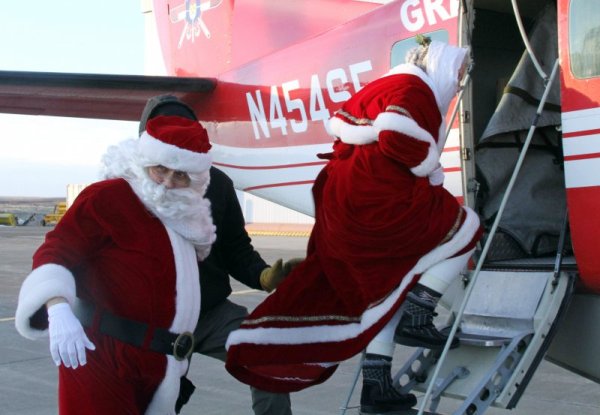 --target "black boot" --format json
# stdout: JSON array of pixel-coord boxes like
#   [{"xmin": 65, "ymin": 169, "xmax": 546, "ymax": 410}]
[
  {"xmin": 360, "ymin": 354, "xmax": 416, "ymax": 414},
  {"xmin": 394, "ymin": 285, "xmax": 459, "ymax": 350}
]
